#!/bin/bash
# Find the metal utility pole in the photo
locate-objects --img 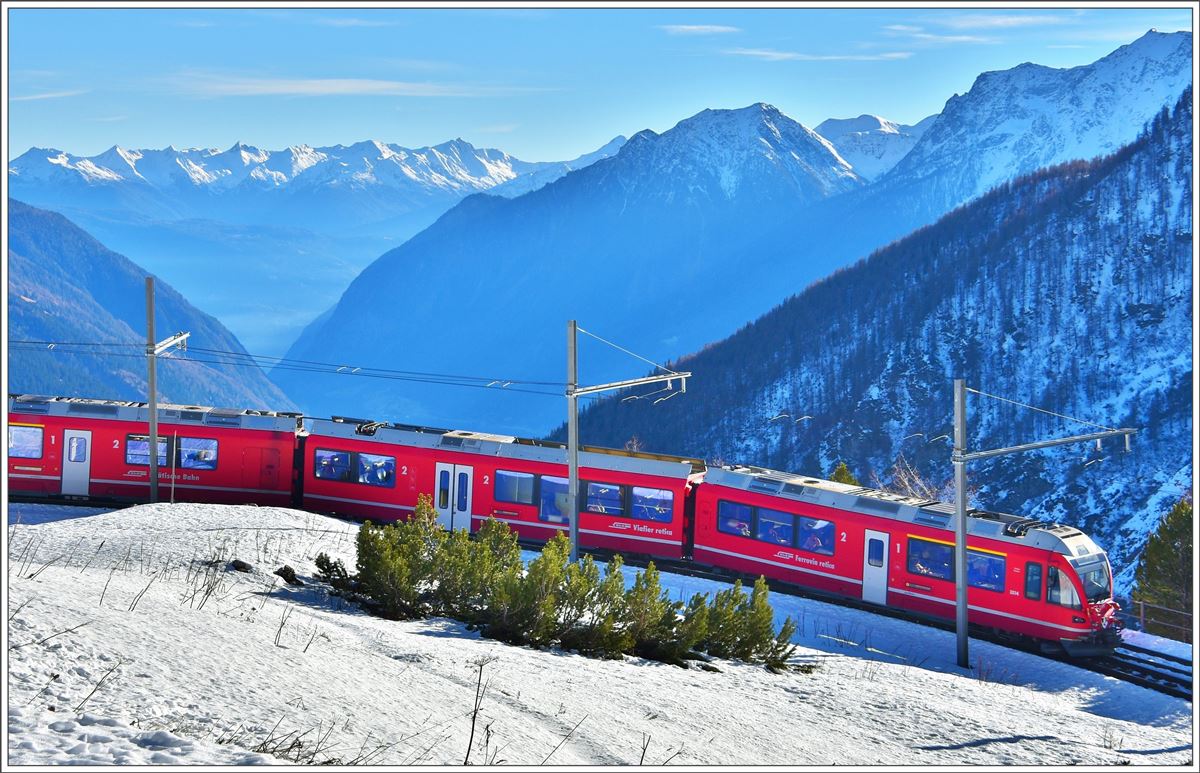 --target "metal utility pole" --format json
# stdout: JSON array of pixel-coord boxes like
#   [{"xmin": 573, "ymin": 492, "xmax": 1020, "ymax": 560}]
[
  {"xmin": 145, "ymin": 277, "xmax": 190, "ymax": 504},
  {"xmin": 953, "ymin": 379, "xmax": 969, "ymax": 668},
  {"xmin": 950, "ymin": 378, "xmax": 1136, "ymax": 669},
  {"xmin": 567, "ymin": 320, "xmax": 580, "ymax": 562},
  {"xmin": 565, "ymin": 320, "xmax": 691, "ymax": 562}
]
